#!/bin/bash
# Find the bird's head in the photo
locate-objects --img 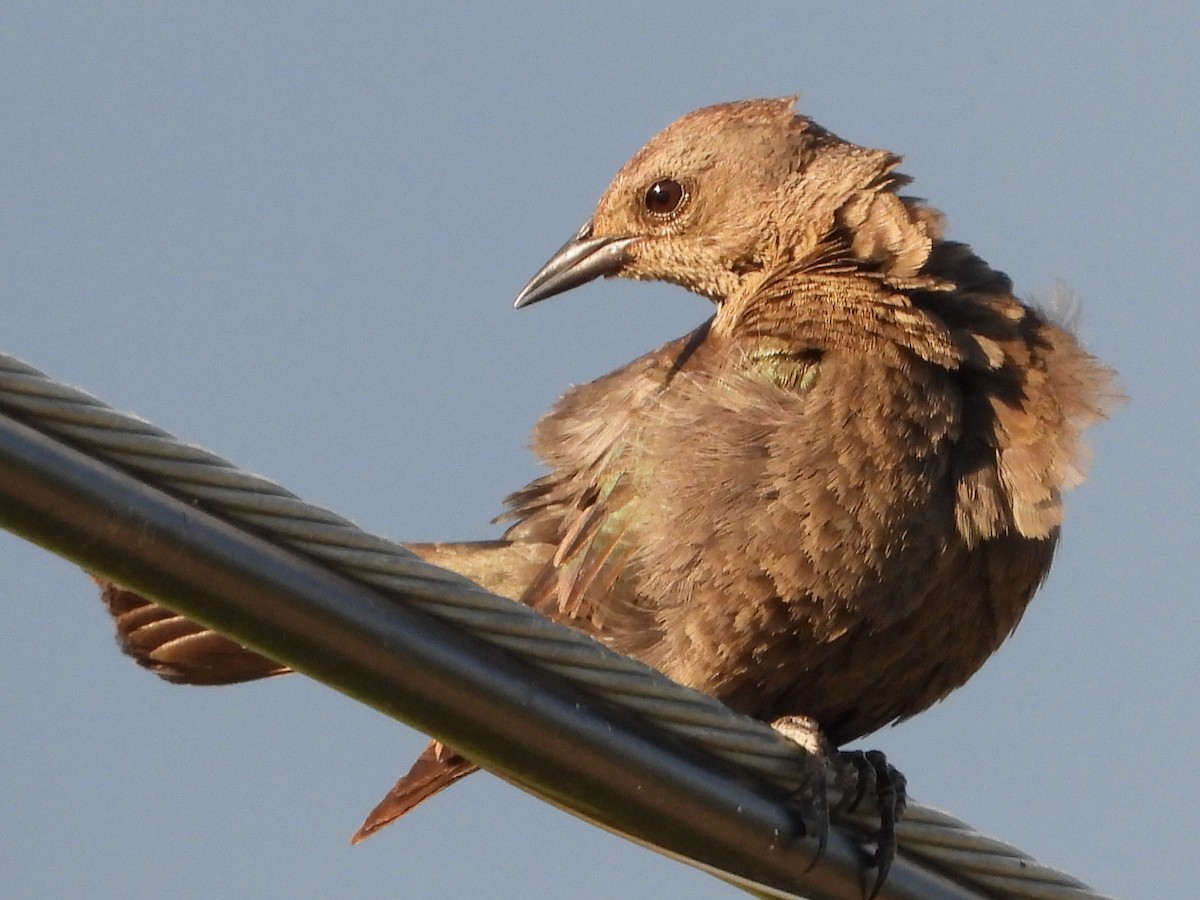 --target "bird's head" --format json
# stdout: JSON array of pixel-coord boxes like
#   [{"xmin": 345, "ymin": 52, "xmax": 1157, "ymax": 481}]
[{"xmin": 515, "ymin": 97, "xmax": 916, "ymax": 309}]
